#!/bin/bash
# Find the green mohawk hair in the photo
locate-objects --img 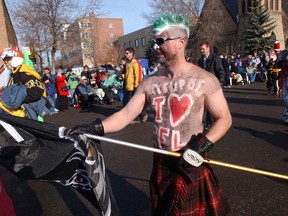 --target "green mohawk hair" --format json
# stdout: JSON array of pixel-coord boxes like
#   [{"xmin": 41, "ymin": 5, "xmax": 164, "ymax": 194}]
[{"xmin": 152, "ymin": 12, "xmax": 190, "ymax": 37}]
